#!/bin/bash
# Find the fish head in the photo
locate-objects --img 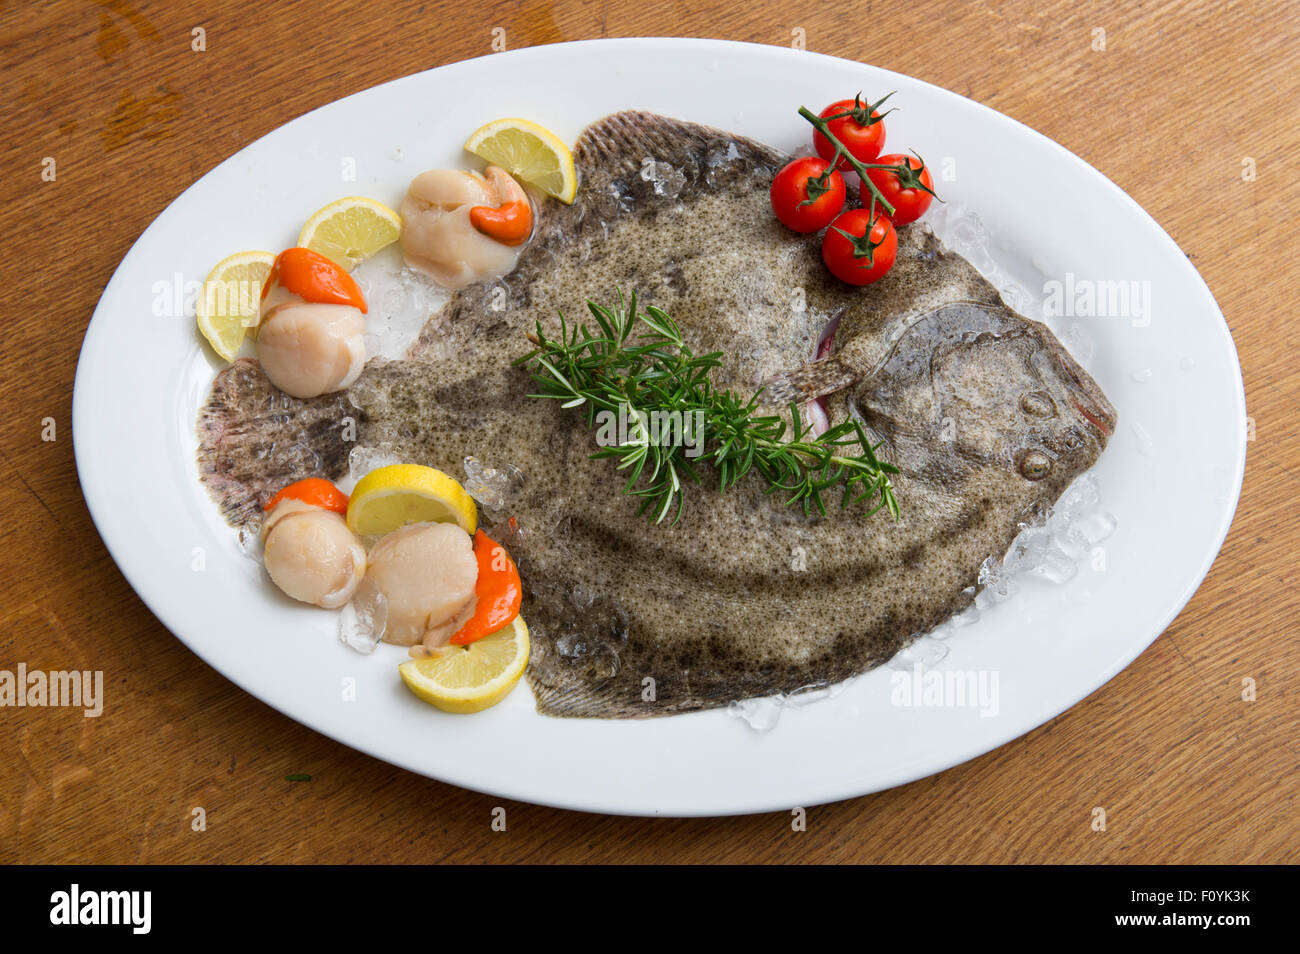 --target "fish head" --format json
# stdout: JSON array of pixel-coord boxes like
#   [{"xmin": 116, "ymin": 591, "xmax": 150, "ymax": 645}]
[{"xmin": 855, "ymin": 302, "xmax": 1116, "ymax": 486}]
